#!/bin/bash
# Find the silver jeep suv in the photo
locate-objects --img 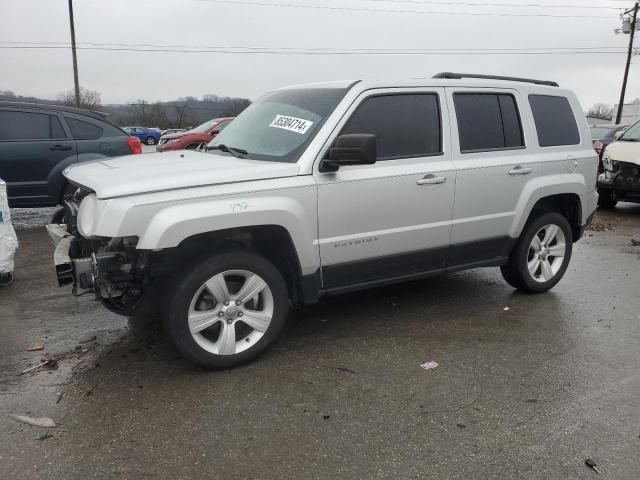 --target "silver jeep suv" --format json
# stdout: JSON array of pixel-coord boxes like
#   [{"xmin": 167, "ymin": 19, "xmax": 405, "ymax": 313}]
[{"xmin": 47, "ymin": 73, "xmax": 597, "ymax": 368}]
